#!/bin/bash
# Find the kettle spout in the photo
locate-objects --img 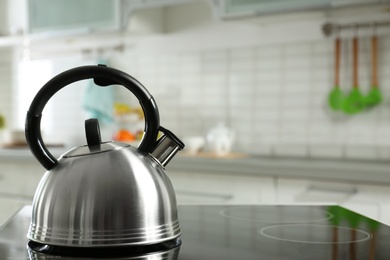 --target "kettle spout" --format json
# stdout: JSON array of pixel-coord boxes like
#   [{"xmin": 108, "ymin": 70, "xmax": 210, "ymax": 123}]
[{"xmin": 151, "ymin": 126, "xmax": 185, "ymax": 167}]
